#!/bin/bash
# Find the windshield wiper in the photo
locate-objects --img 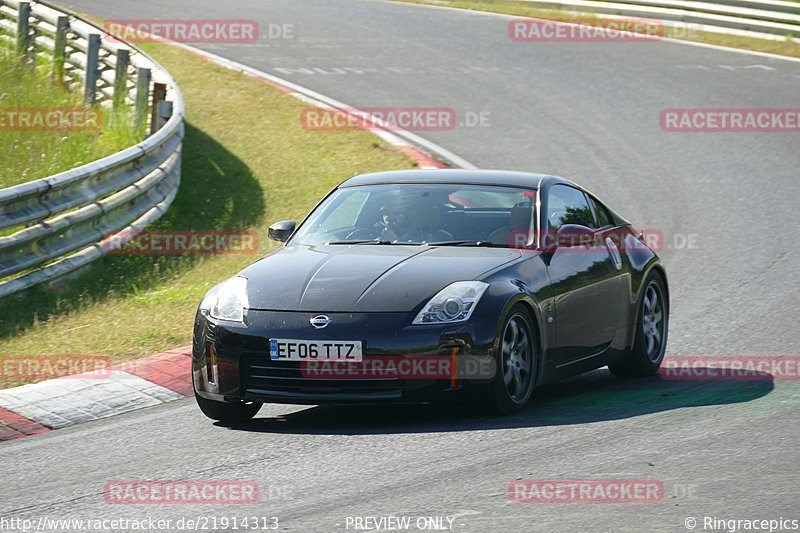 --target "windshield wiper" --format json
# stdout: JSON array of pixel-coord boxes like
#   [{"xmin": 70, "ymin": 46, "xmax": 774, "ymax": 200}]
[
  {"xmin": 424, "ymin": 240, "xmax": 498, "ymax": 247},
  {"xmin": 324, "ymin": 239, "xmax": 395, "ymax": 245},
  {"xmin": 325, "ymin": 239, "xmax": 507, "ymax": 247}
]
